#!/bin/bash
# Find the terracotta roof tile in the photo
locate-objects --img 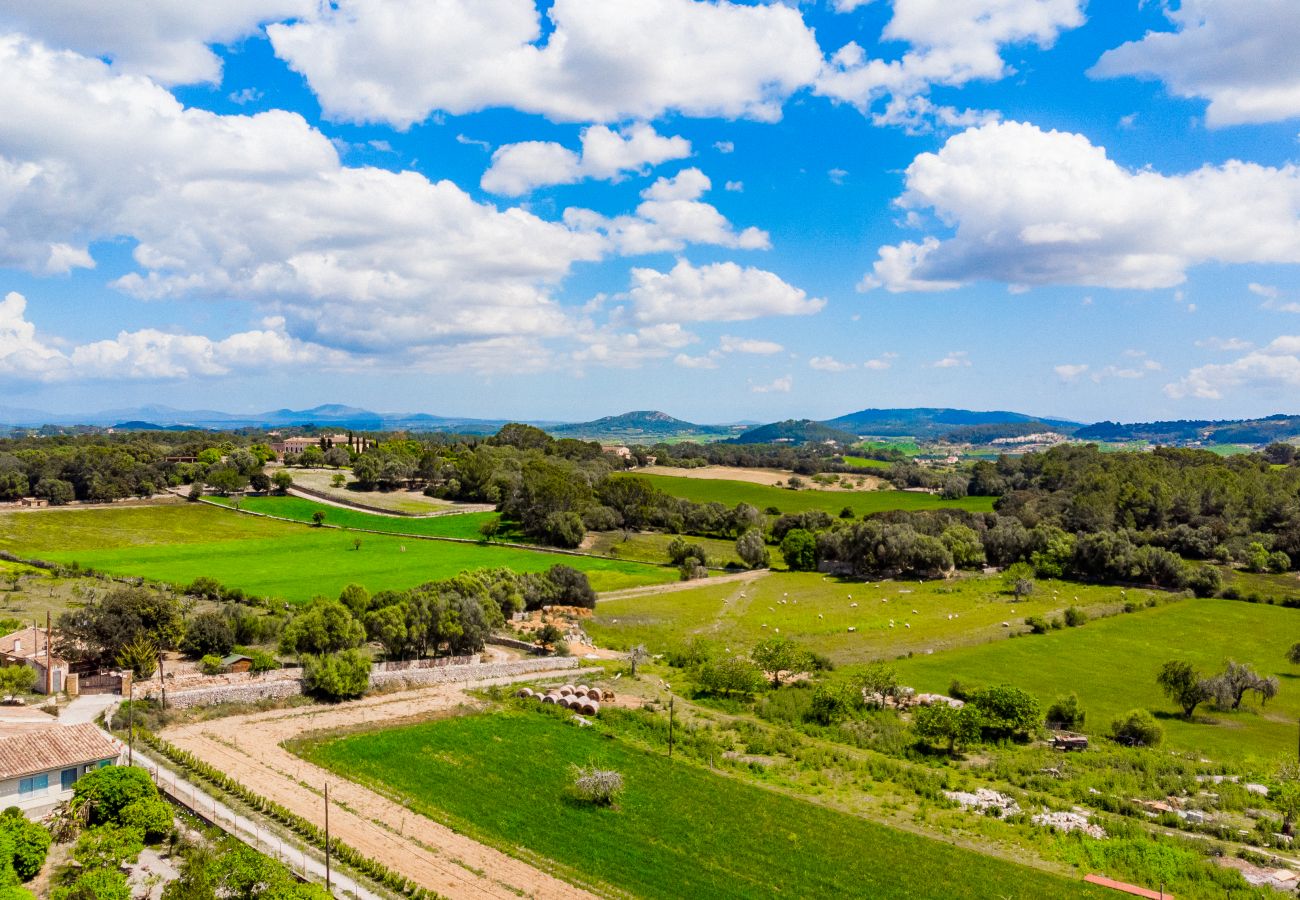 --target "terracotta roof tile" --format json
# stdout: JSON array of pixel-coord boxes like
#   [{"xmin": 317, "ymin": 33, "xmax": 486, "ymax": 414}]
[{"xmin": 0, "ymin": 723, "xmax": 121, "ymax": 781}]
